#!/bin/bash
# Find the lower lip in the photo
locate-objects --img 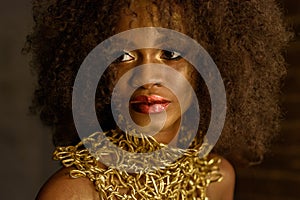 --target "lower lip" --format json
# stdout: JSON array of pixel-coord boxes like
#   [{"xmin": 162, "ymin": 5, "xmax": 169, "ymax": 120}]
[{"xmin": 131, "ymin": 103, "xmax": 170, "ymax": 114}]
